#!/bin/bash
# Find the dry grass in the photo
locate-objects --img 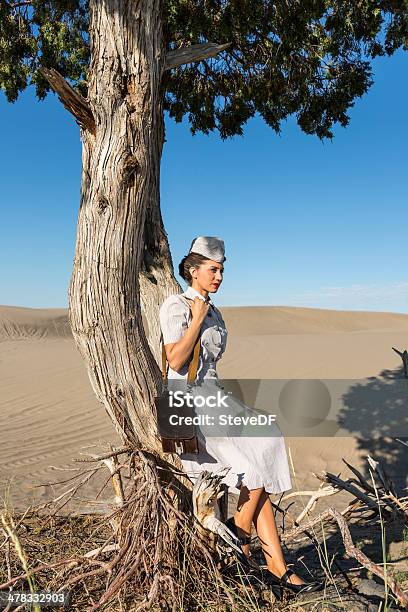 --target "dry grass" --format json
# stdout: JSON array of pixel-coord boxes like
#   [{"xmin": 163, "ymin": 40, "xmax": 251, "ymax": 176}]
[{"xmin": 0, "ymin": 444, "xmax": 407, "ymax": 611}]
